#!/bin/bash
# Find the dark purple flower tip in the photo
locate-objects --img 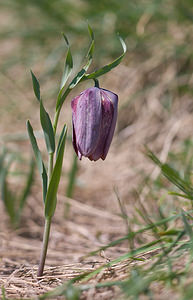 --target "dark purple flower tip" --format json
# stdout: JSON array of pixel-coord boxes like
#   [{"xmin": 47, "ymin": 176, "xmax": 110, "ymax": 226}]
[{"xmin": 71, "ymin": 86, "xmax": 118, "ymax": 161}]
